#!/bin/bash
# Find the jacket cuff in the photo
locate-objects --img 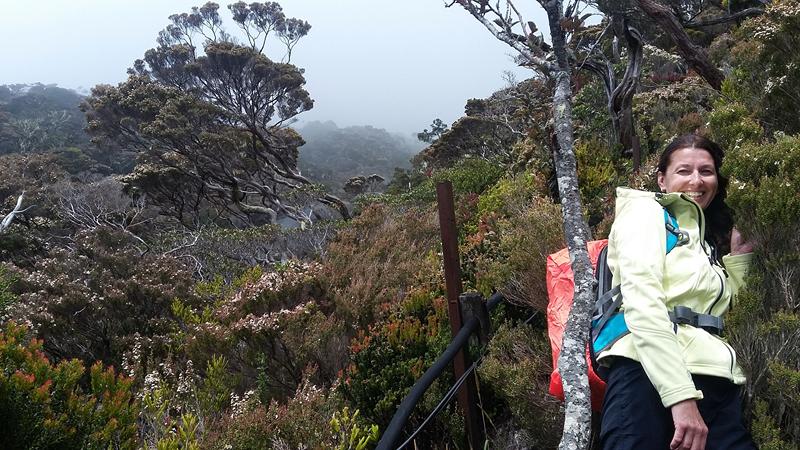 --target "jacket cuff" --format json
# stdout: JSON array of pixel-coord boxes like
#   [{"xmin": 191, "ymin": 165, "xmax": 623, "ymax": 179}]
[
  {"xmin": 723, "ymin": 252, "xmax": 753, "ymax": 272},
  {"xmin": 660, "ymin": 386, "xmax": 704, "ymax": 408}
]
